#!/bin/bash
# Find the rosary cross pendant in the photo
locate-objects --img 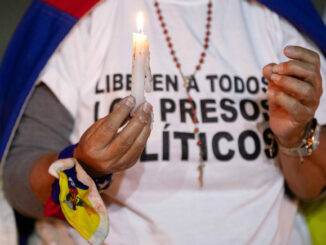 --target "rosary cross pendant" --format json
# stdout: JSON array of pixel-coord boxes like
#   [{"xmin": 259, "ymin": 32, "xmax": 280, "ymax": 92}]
[{"xmin": 184, "ymin": 75, "xmax": 194, "ymax": 89}]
